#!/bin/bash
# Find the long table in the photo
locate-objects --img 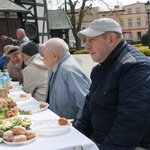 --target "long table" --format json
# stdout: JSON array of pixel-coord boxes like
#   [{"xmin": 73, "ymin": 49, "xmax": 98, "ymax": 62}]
[{"xmin": 0, "ymin": 90, "xmax": 99, "ymax": 150}]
